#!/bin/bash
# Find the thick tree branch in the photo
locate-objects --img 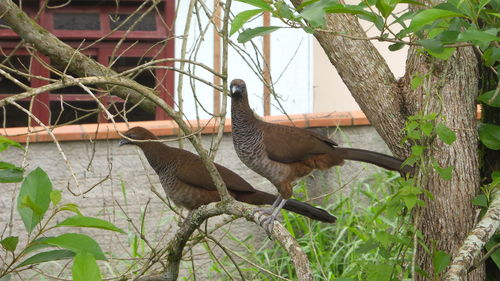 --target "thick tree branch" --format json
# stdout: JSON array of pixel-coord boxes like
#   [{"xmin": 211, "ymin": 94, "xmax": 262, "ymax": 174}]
[
  {"xmin": 0, "ymin": 0, "xmax": 157, "ymax": 112},
  {"xmin": 445, "ymin": 186, "xmax": 500, "ymax": 281}
]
